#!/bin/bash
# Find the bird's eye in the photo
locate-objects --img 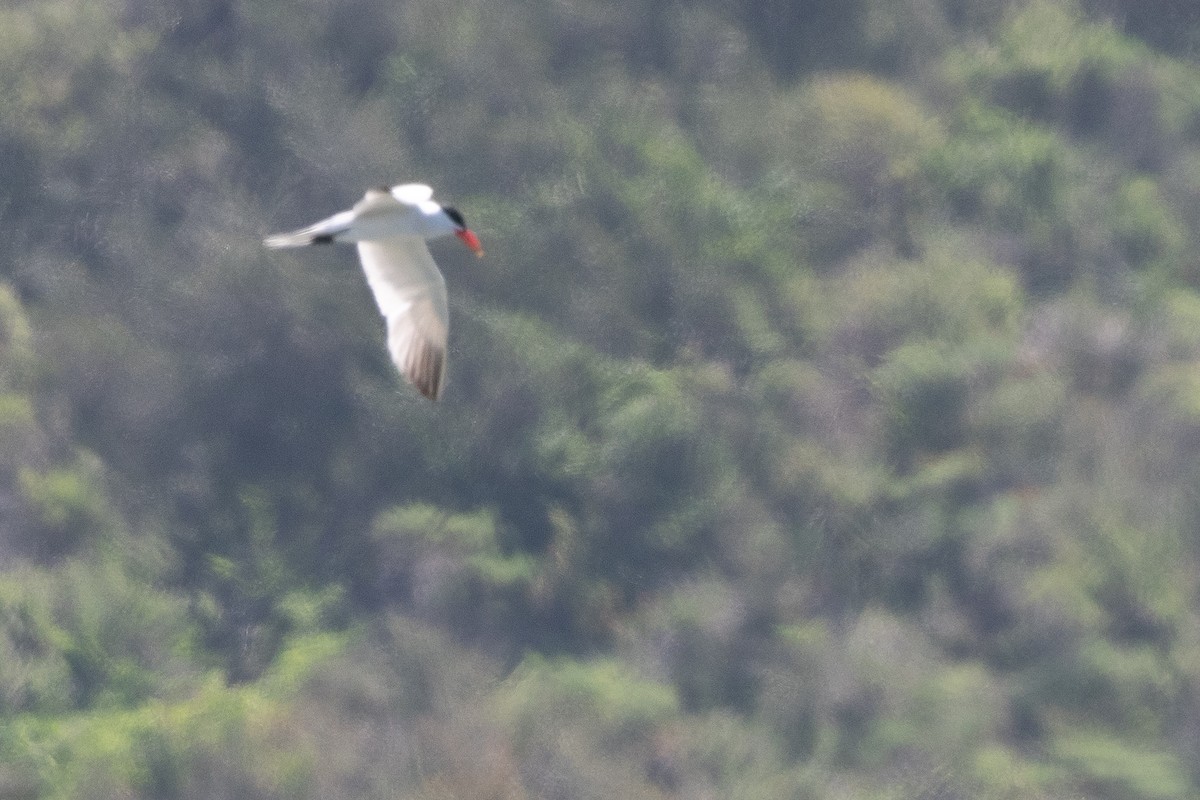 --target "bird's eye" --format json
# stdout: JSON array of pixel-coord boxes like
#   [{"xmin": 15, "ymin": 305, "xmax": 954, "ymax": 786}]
[{"xmin": 443, "ymin": 206, "xmax": 466, "ymax": 228}]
